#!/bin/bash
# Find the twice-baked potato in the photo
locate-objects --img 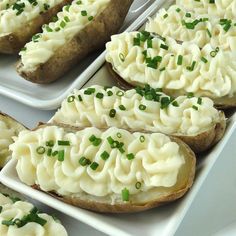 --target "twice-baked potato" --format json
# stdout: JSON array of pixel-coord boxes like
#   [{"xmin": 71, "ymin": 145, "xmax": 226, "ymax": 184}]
[
  {"xmin": 17, "ymin": 0, "xmax": 134, "ymax": 84},
  {"xmin": 0, "ymin": 191, "xmax": 68, "ymax": 236},
  {"xmin": 0, "ymin": 0, "xmax": 71, "ymax": 54},
  {"xmin": 52, "ymin": 85, "xmax": 226, "ymax": 153},
  {"xmin": 145, "ymin": 4, "xmax": 236, "ymax": 51},
  {"xmin": 105, "ymin": 31, "xmax": 236, "ymax": 109},
  {"xmin": 0, "ymin": 112, "xmax": 26, "ymax": 168},
  {"xmin": 10, "ymin": 124, "xmax": 196, "ymax": 213}
]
